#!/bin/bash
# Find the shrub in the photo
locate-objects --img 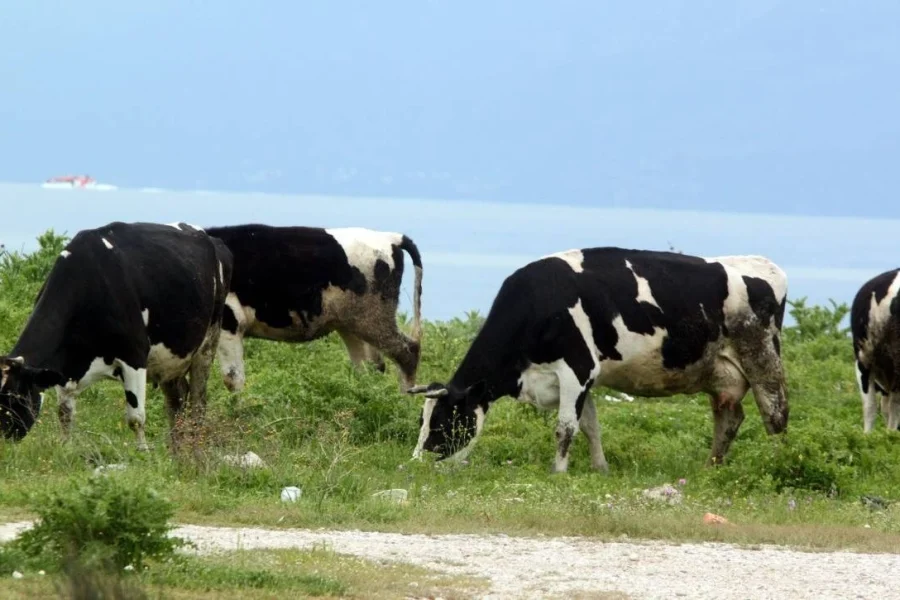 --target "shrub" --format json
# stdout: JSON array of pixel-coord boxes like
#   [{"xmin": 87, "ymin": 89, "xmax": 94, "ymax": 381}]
[
  {"xmin": 11, "ymin": 474, "xmax": 186, "ymax": 573},
  {"xmin": 784, "ymin": 297, "xmax": 850, "ymax": 342}
]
